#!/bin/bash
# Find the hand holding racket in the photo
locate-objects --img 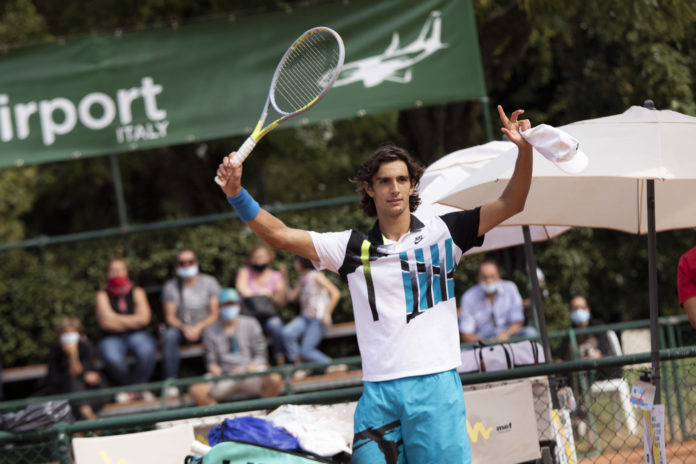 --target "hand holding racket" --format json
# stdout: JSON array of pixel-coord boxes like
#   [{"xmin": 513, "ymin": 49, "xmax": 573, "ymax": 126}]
[{"xmin": 215, "ymin": 26, "xmax": 345, "ymax": 186}]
